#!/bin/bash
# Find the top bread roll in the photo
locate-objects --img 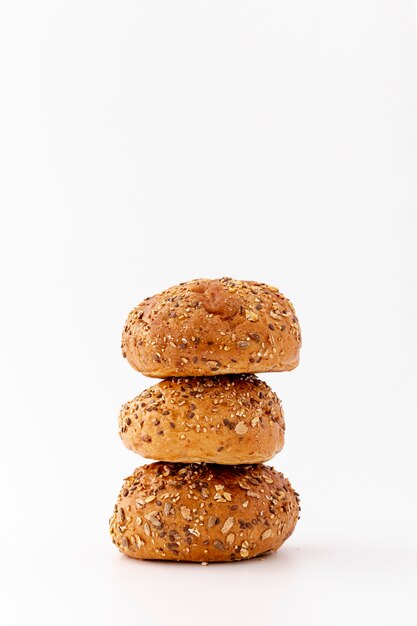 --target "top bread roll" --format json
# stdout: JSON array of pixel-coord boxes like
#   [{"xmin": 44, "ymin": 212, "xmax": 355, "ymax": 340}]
[{"xmin": 122, "ymin": 277, "xmax": 301, "ymax": 378}]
